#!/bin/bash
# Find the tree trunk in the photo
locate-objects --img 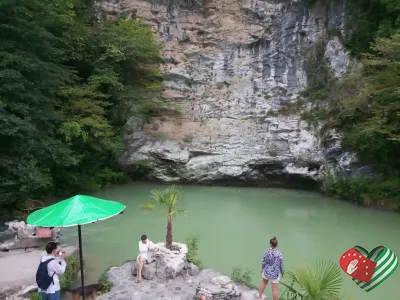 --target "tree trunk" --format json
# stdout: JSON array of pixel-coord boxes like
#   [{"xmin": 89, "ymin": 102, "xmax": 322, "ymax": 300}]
[{"xmin": 166, "ymin": 216, "xmax": 172, "ymax": 249}]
